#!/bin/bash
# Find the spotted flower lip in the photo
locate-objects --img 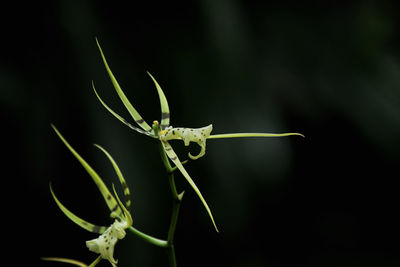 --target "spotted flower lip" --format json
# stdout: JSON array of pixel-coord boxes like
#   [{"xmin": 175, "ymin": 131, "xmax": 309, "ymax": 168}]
[
  {"xmin": 92, "ymin": 38, "xmax": 304, "ymax": 232},
  {"xmin": 159, "ymin": 124, "xmax": 213, "ymax": 160},
  {"xmin": 86, "ymin": 220, "xmax": 126, "ymax": 266},
  {"xmin": 86, "ymin": 185, "xmax": 132, "ymax": 267},
  {"xmin": 50, "ymin": 125, "xmax": 132, "ymax": 267}
]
